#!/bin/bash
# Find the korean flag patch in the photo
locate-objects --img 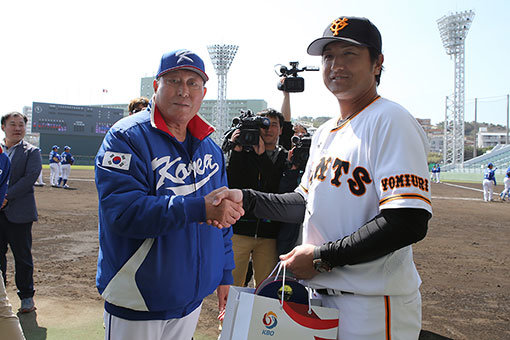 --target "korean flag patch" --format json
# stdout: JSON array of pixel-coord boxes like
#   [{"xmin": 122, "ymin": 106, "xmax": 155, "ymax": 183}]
[{"xmin": 102, "ymin": 151, "xmax": 132, "ymax": 170}]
